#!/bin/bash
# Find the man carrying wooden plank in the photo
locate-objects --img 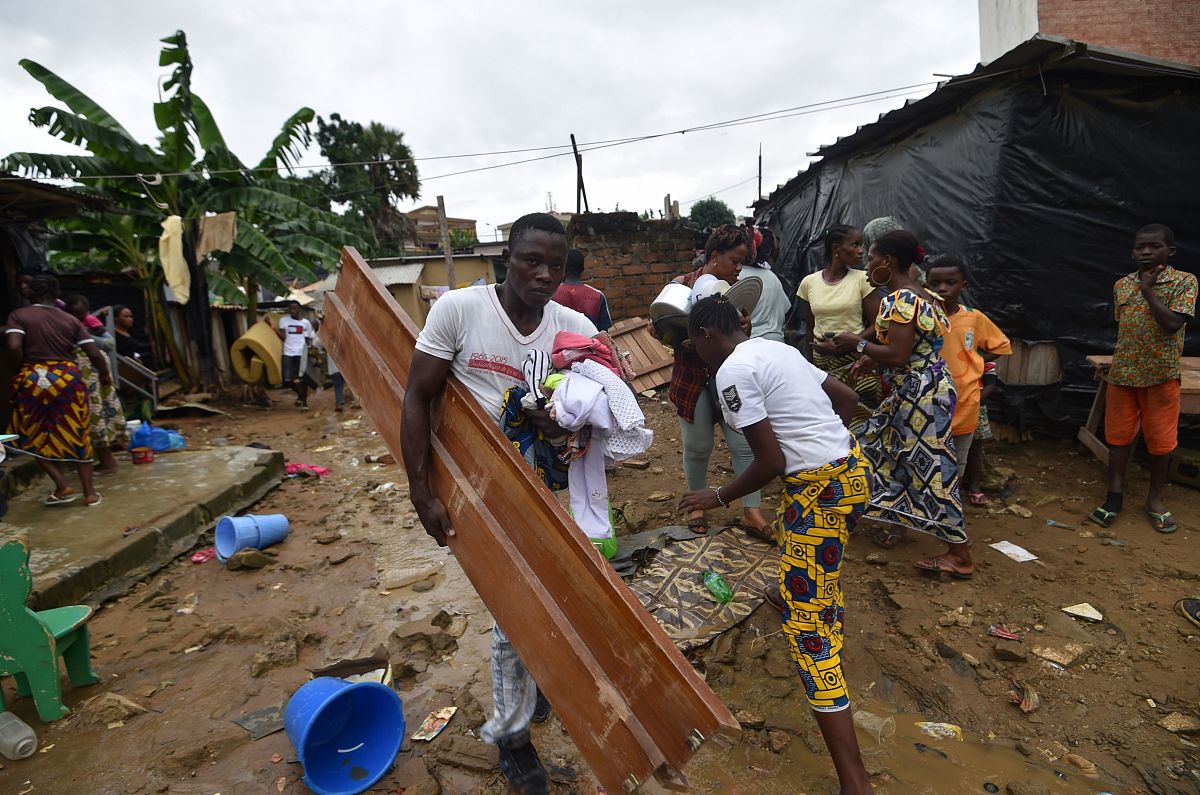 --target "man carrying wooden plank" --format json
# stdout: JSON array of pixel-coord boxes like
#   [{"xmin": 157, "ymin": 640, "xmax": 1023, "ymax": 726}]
[{"xmin": 401, "ymin": 213, "xmax": 596, "ymax": 794}]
